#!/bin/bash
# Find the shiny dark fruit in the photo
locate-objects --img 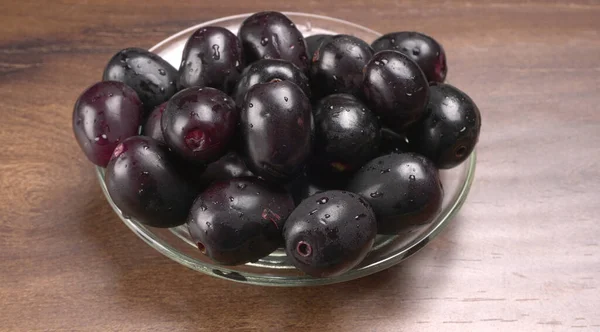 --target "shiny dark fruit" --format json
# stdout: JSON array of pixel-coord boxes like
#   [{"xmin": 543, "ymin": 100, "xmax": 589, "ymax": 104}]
[
  {"xmin": 371, "ymin": 31, "xmax": 447, "ymax": 83},
  {"xmin": 310, "ymin": 34, "xmax": 374, "ymax": 98},
  {"xmin": 283, "ymin": 190, "xmax": 377, "ymax": 277},
  {"xmin": 162, "ymin": 87, "xmax": 238, "ymax": 164},
  {"xmin": 238, "ymin": 11, "xmax": 310, "ymax": 72},
  {"xmin": 72, "ymin": 81, "xmax": 143, "ymax": 167},
  {"xmin": 305, "ymin": 34, "xmax": 332, "ymax": 59},
  {"xmin": 233, "ymin": 59, "xmax": 311, "ymax": 105},
  {"xmin": 406, "ymin": 83, "xmax": 481, "ymax": 169},
  {"xmin": 178, "ymin": 26, "xmax": 244, "ymax": 92},
  {"xmin": 105, "ymin": 136, "xmax": 198, "ymax": 228},
  {"xmin": 240, "ymin": 80, "xmax": 313, "ymax": 183},
  {"xmin": 287, "ymin": 172, "xmax": 328, "ymax": 206},
  {"xmin": 102, "ymin": 48, "xmax": 178, "ymax": 111},
  {"xmin": 347, "ymin": 153, "xmax": 443, "ymax": 235},
  {"xmin": 187, "ymin": 177, "xmax": 295, "ymax": 265},
  {"xmin": 379, "ymin": 127, "xmax": 410, "ymax": 155},
  {"xmin": 362, "ymin": 50, "xmax": 429, "ymax": 132},
  {"xmin": 195, "ymin": 151, "xmax": 254, "ymax": 188},
  {"xmin": 311, "ymin": 93, "xmax": 381, "ymax": 175},
  {"xmin": 142, "ymin": 102, "xmax": 167, "ymax": 143}
]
